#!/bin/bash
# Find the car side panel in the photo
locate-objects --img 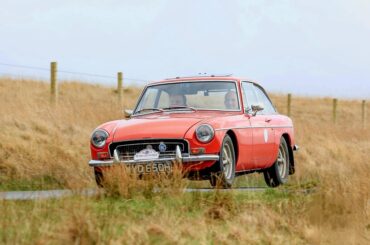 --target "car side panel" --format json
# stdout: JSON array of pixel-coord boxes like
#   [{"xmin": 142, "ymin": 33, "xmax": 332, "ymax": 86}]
[
  {"xmin": 266, "ymin": 115, "xmax": 295, "ymax": 168},
  {"xmin": 249, "ymin": 114, "xmax": 276, "ymax": 169},
  {"xmin": 224, "ymin": 116, "xmax": 254, "ymax": 171},
  {"xmin": 232, "ymin": 127, "xmax": 254, "ymax": 171}
]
